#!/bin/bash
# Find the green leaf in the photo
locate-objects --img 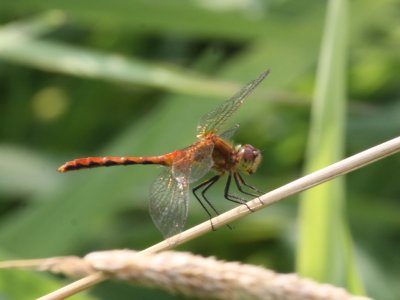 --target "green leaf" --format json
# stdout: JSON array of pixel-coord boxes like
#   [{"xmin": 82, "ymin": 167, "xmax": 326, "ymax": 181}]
[{"xmin": 296, "ymin": 0, "xmax": 365, "ymax": 294}]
